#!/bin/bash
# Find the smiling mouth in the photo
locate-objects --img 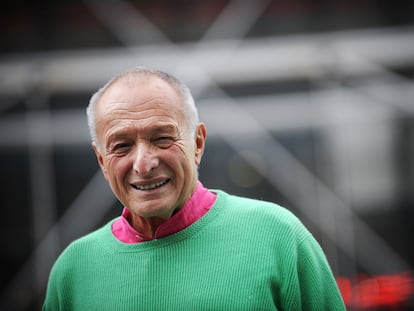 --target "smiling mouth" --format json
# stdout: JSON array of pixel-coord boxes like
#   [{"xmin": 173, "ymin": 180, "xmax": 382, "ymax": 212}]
[{"xmin": 132, "ymin": 179, "xmax": 170, "ymax": 191}]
